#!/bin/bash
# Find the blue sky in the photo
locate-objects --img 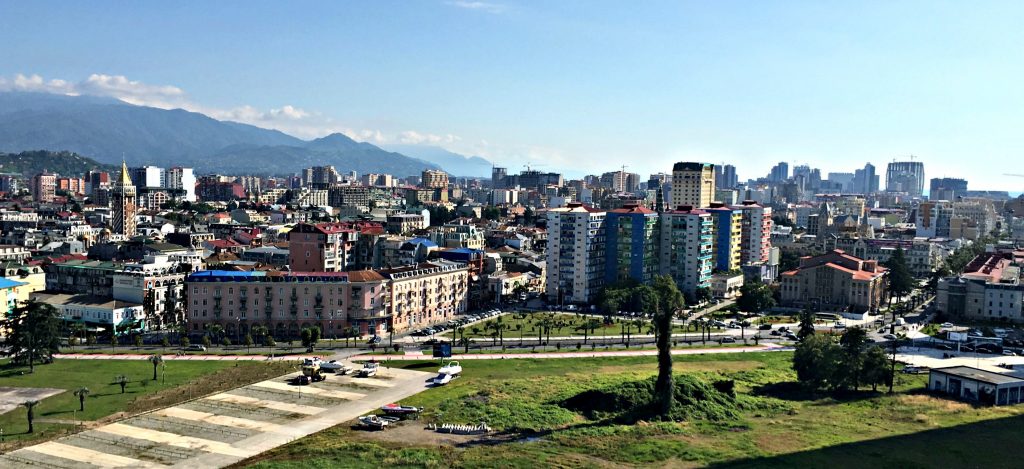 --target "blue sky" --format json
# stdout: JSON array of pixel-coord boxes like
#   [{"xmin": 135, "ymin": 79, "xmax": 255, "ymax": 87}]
[{"xmin": 1, "ymin": 1, "xmax": 1023, "ymax": 190}]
